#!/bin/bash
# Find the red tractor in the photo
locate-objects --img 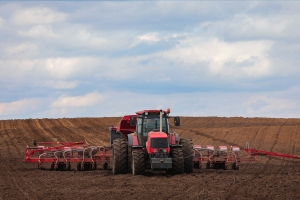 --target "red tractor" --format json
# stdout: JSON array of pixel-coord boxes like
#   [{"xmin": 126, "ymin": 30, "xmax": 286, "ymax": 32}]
[{"xmin": 109, "ymin": 109, "xmax": 194, "ymax": 175}]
